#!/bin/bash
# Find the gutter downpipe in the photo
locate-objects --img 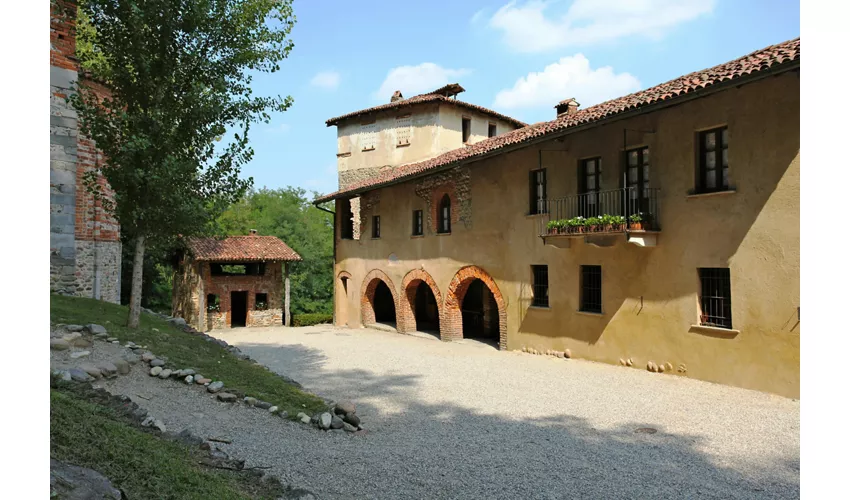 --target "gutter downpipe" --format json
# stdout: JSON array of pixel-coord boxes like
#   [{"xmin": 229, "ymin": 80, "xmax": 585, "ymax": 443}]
[{"xmin": 314, "ymin": 204, "xmax": 337, "ymax": 325}]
